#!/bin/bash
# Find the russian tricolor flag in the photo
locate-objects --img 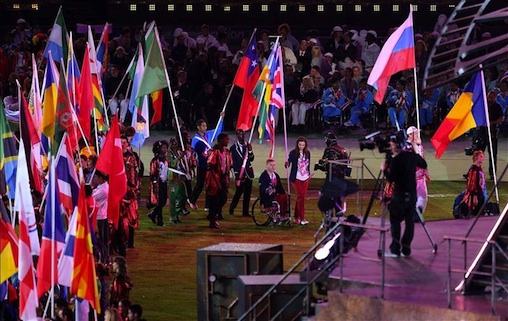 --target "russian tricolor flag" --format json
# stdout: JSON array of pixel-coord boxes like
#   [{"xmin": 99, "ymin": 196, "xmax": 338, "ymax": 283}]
[{"xmin": 368, "ymin": 6, "xmax": 416, "ymax": 104}]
